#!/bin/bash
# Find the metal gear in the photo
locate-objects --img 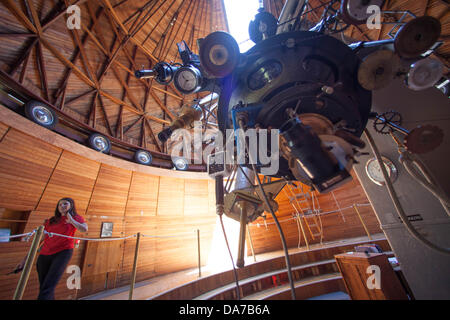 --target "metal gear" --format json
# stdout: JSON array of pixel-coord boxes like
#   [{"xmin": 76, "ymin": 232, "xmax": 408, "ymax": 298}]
[{"xmin": 373, "ymin": 111, "xmax": 403, "ymax": 134}]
